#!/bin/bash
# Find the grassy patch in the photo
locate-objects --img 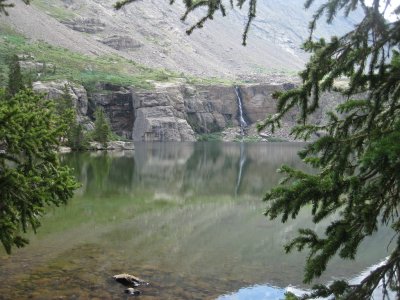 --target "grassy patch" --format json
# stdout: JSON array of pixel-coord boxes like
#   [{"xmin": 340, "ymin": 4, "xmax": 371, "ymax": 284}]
[
  {"xmin": 0, "ymin": 28, "xmax": 239, "ymax": 90},
  {"xmin": 234, "ymin": 135, "xmax": 263, "ymax": 142},
  {"xmin": 32, "ymin": 0, "xmax": 78, "ymax": 20},
  {"xmin": 197, "ymin": 132, "xmax": 223, "ymax": 141},
  {"xmin": 0, "ymin": 29, "xmax": 186, "ymax": 89},
  {"xmin": 233, "ymin": 135, "xmax": 288, "ymax": 142}
]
